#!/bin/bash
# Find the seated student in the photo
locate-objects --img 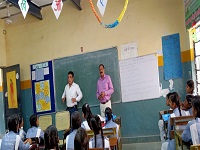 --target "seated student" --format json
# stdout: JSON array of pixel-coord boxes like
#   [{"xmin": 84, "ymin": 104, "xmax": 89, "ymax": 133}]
[
  {"xmin": 74, "ymin": 127, "xmax": 89, "ymax": 150},
  {"xmin": 181, "ymin": 94, "xmax": 194, "ymax": 116},
  {"xmin": 89, "ymin": 115, "xmax": 110, "ymax": 150},
  {"xmin": 26, "ymin": 114, "xmax": 44, "ymax": 144},
  {"xmin": 44, "ymin": 125, "xmax": 59, "ymax": 150},
  {"xmin": 186, "ymin": 79, "xmax": 194, "ymax": 95},
  {"xmin": 104, "ymin": 107, "xmax": 119, "ymax": 138},
  {"xmin": 81, "ymin": 103, "xmax": 93, "ymax": 130},
  {"xmin": 1, "ymin": 114, "xmax": 32, "ymax": 150},
  {"xmin": 18, "ymin": 115, "xmax": 26, "ymax": 141},
  {"xmin": 182, "ymin": 95, "xmax": 200, "ymax": 144},
  {"xmin": 66, "ymin": 111, "xmax": 82, "ymax": 150},
  {"xmin": 158, "ymin": 92, "xmax": 173, "ymax": 143},
  {"xmin": 161, "ymin": 92, "xmax": 187, "ymax": 150}
]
